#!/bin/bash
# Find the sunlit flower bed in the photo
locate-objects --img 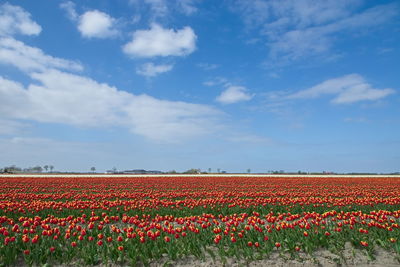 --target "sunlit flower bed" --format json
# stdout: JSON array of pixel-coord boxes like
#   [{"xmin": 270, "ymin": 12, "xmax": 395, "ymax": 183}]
[{"xmin": 1, "ymin": 176, "xmax": 400, "ymax": 266}]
